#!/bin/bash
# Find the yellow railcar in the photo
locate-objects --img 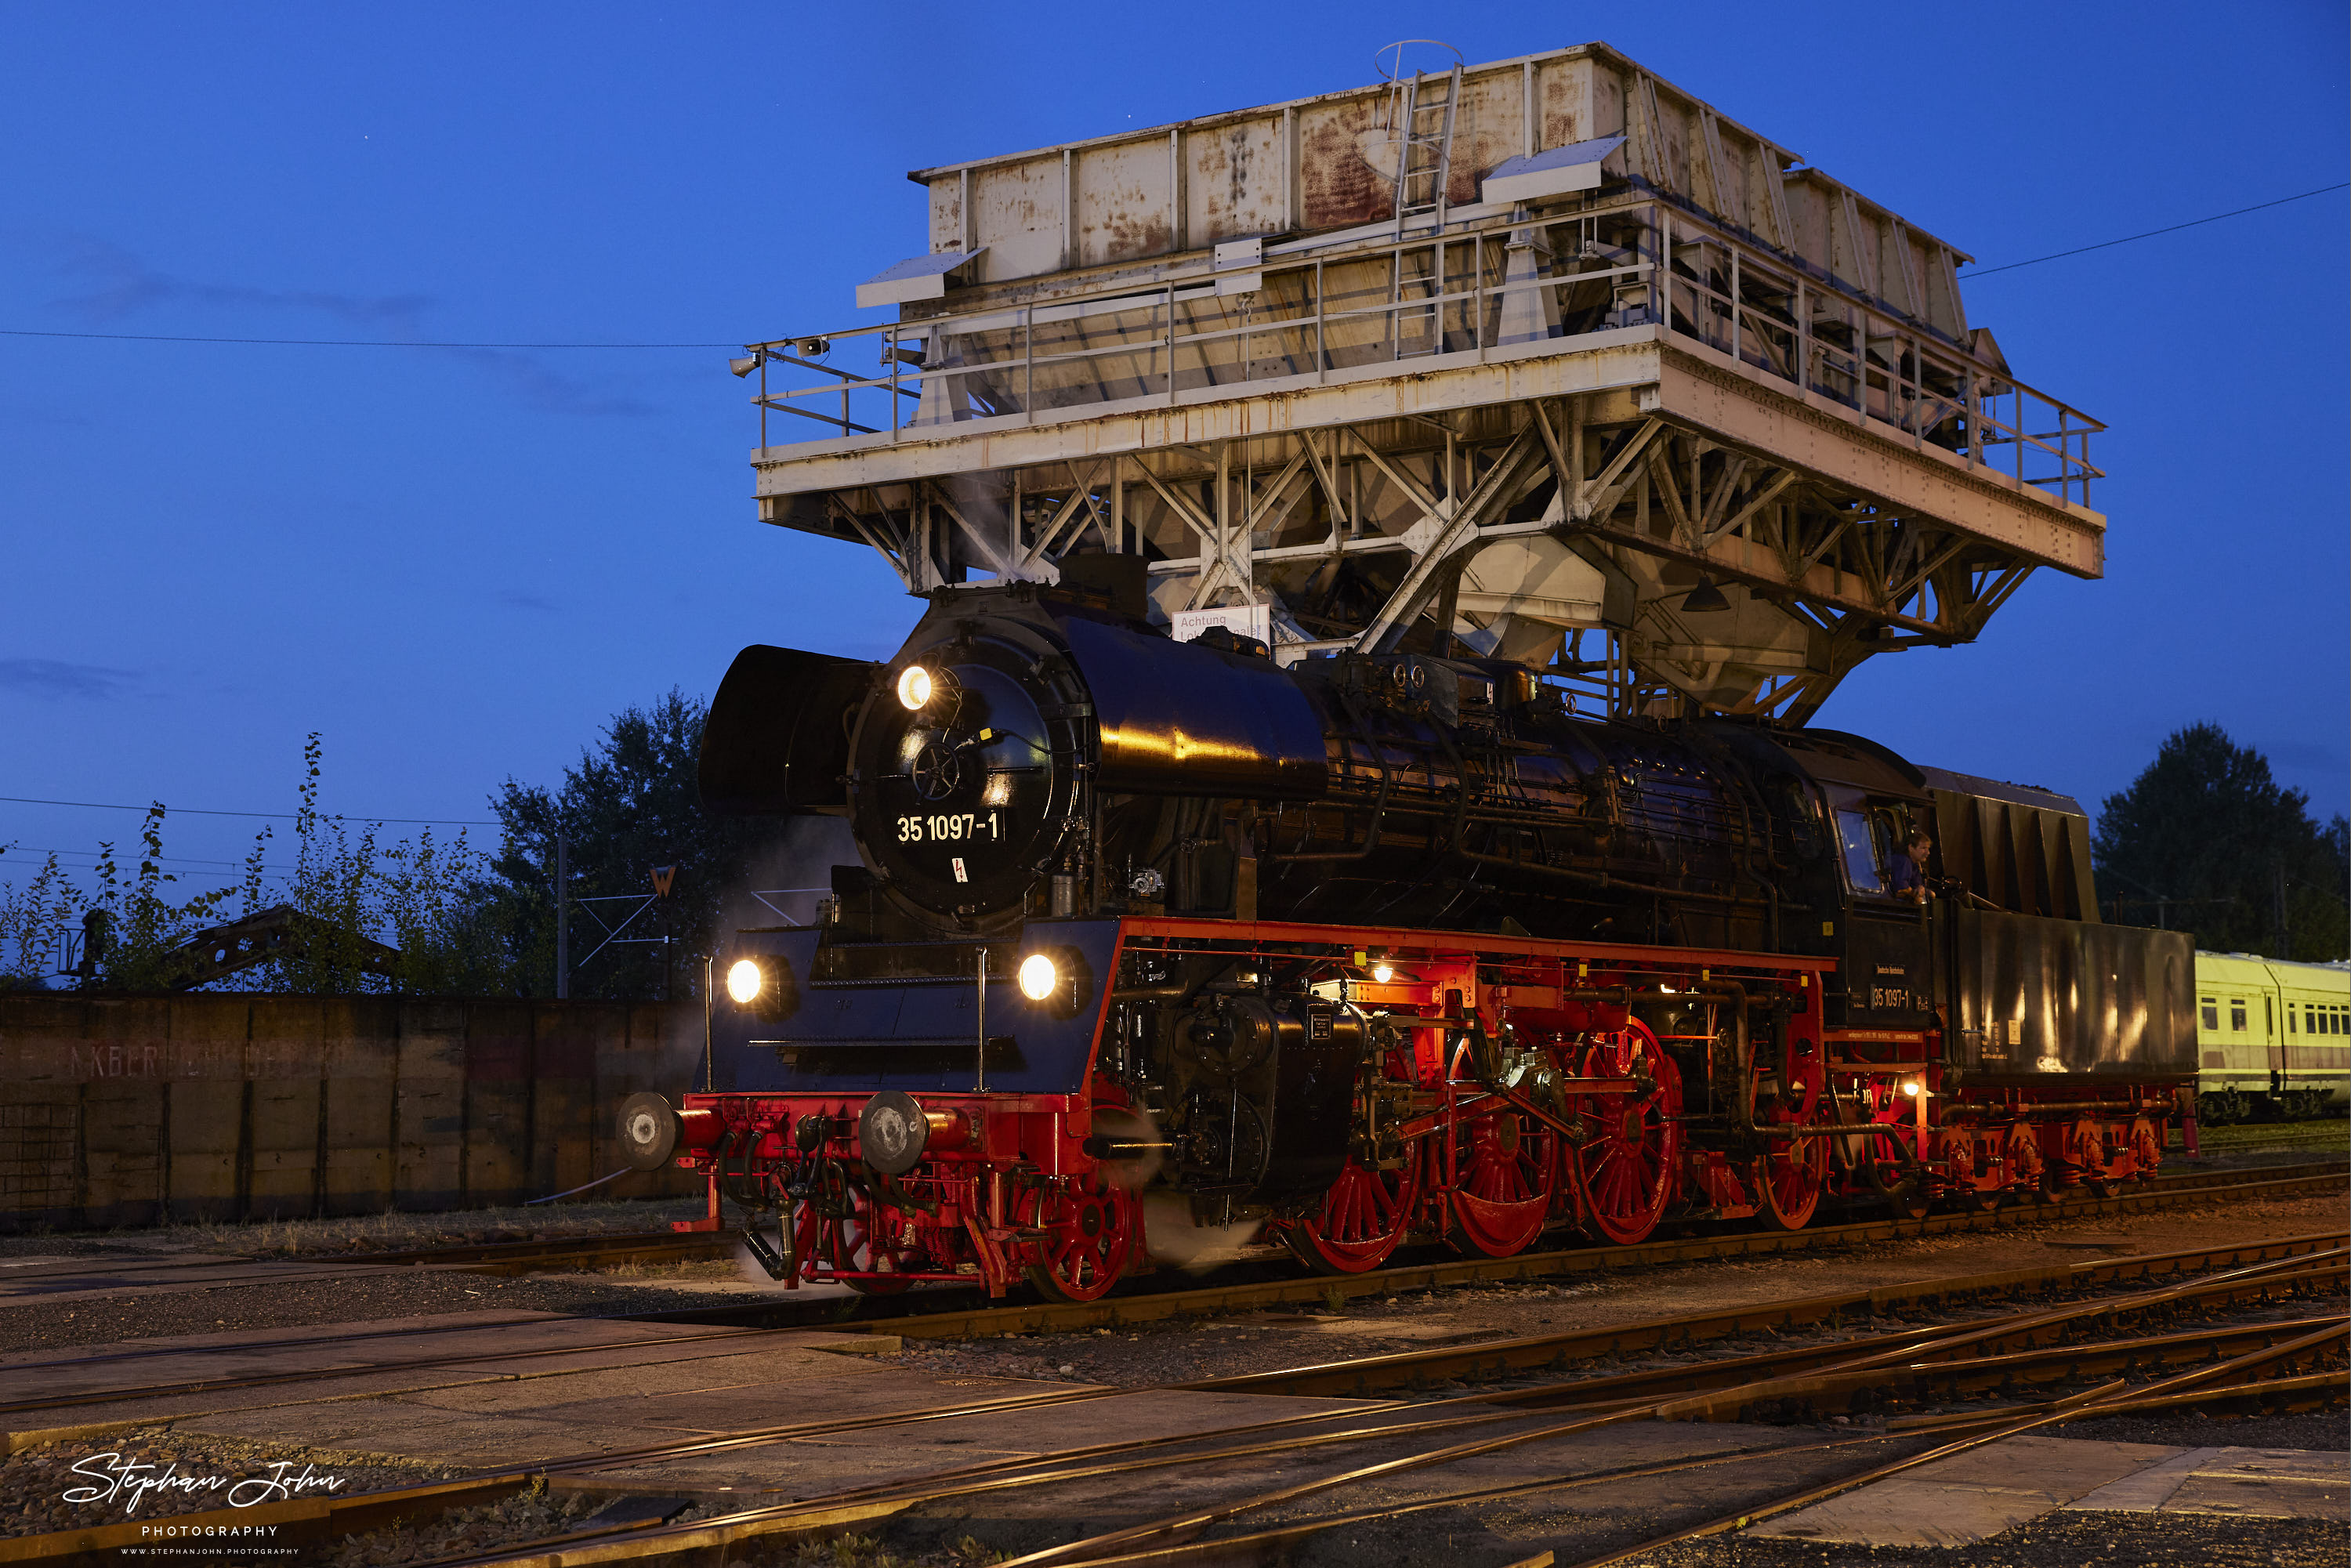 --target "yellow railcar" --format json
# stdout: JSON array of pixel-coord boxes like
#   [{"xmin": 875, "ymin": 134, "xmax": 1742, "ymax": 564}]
[{"xmin": 2194, "ymin": 951, "xmax": 2350, "ymax": 1121}]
